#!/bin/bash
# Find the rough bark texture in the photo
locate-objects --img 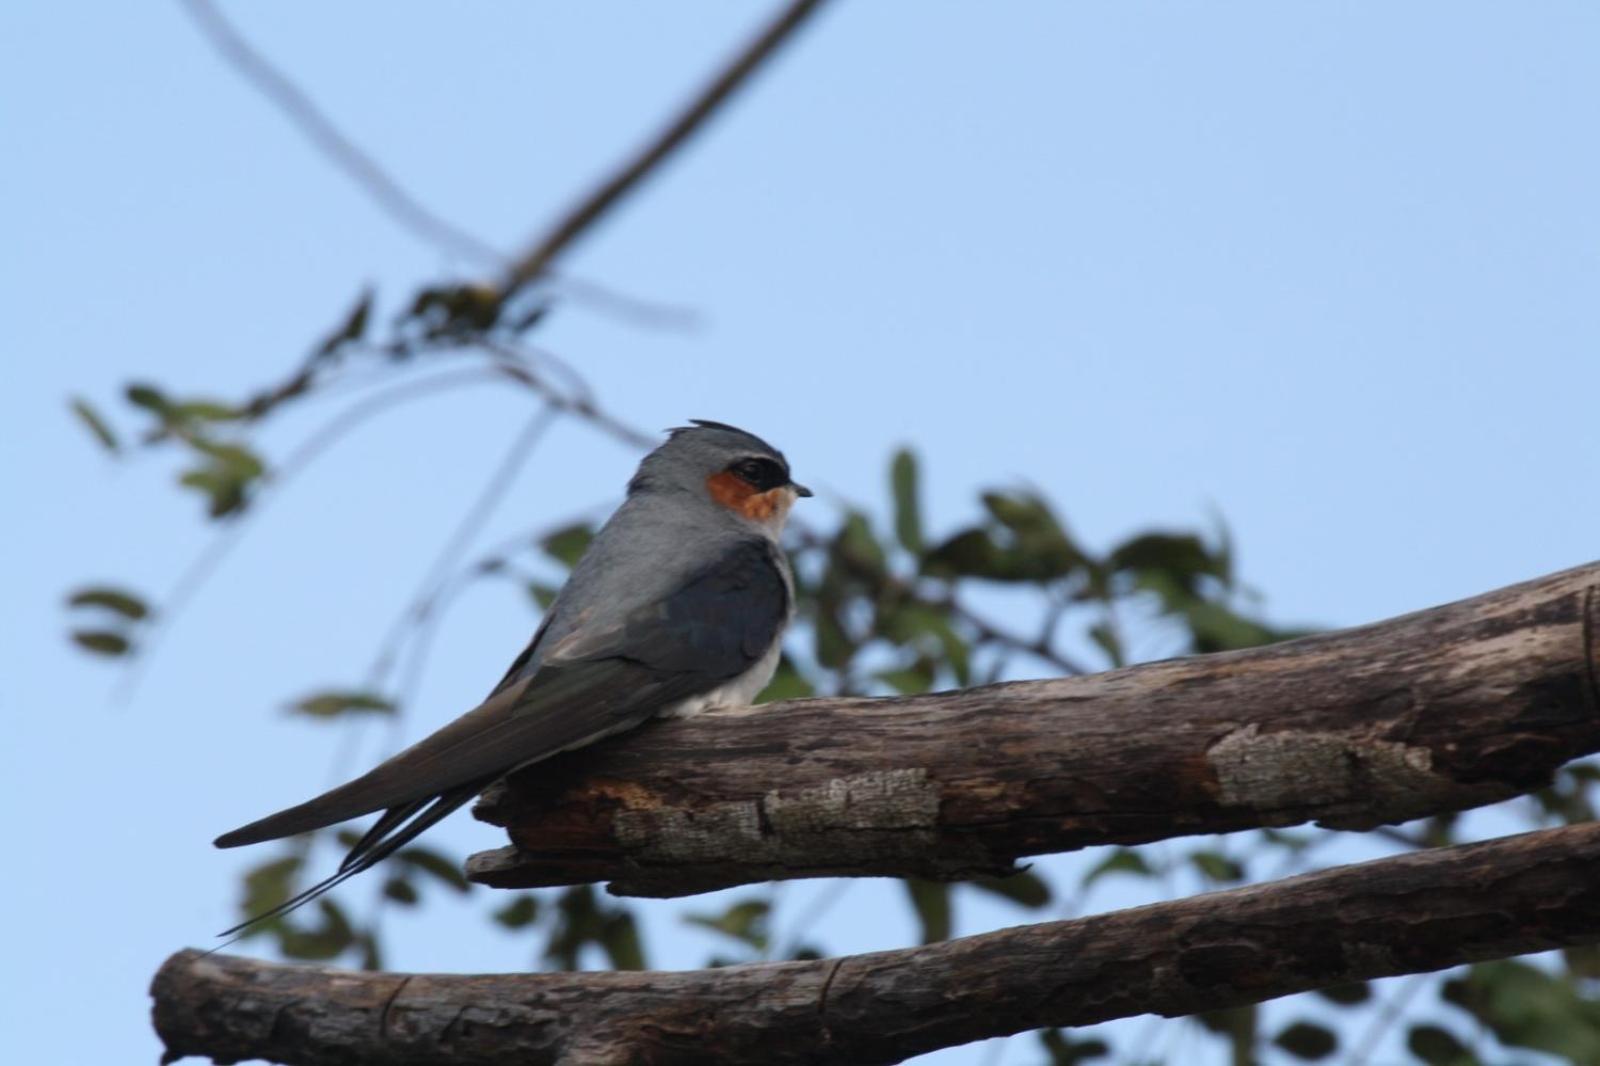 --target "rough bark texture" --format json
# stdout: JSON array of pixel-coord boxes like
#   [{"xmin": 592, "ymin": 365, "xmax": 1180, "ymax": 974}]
[
  {"xmin": 470, "ymin": 562, "xmax": 1600, "ymax": 897},
  {"xmin": 155, "ymin": 821, "xmax": 1600, "ymax": 1066}
]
